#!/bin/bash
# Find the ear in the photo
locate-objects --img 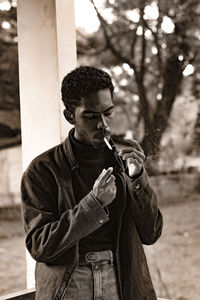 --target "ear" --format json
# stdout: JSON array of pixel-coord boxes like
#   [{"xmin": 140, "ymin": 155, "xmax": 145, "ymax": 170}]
[{"xmin": 63, "ymin": 109, "xmax": 75, "ymax": 125}]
